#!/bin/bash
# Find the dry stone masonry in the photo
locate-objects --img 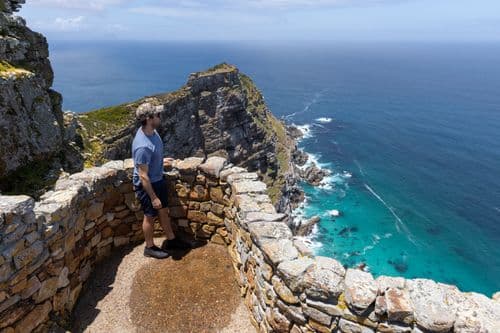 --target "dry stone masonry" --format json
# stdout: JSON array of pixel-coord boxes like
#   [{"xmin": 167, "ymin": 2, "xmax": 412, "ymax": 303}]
[{"xmin": 1, "ymin": 156, "xmax": 499, "ymax": 332}]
